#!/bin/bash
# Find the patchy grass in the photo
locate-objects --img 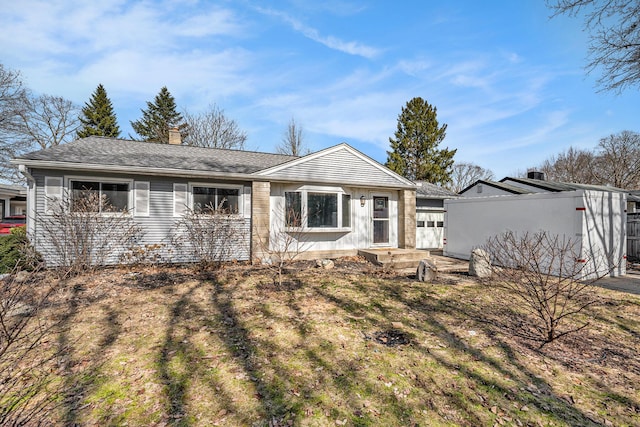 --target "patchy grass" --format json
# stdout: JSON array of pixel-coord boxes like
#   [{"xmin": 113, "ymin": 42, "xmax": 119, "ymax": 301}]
[{"xmin": 6, "ymin": 261, "xmax": 640, "ymax": 426}]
